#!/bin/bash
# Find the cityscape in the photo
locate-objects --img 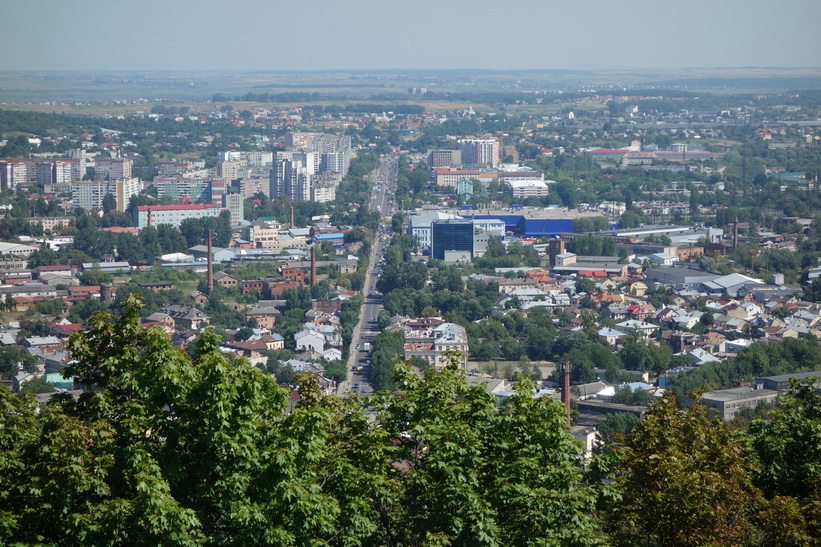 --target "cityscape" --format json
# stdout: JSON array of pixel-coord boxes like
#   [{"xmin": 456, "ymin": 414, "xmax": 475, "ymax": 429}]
[{"xmin": 1, "ymin": 0, "xmax": 821, "ymax": 545}]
